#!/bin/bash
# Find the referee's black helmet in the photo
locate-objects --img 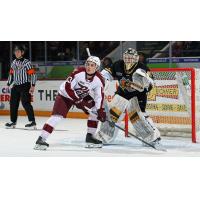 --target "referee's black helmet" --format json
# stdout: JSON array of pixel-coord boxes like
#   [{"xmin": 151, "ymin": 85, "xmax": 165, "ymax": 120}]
[{"xmin": 14, "ymin": 45, "xmax": 25, "ymax": 52}]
